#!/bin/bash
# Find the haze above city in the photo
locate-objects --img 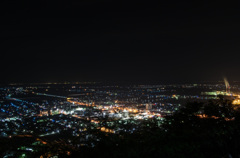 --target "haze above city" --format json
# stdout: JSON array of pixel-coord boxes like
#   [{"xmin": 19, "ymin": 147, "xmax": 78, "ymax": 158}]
[{"xmin": 1, "ymin": 0, "xmax": 240, "ymax": 83}]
